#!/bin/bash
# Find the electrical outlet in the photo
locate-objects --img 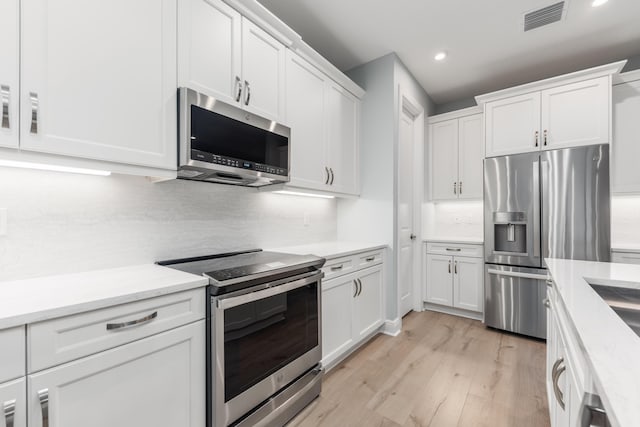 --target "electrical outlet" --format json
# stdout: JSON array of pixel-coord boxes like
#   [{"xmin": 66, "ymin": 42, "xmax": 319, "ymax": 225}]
[{"xmin": 0, "ymin": 208, "xmax": 6, "ymax": 236}]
